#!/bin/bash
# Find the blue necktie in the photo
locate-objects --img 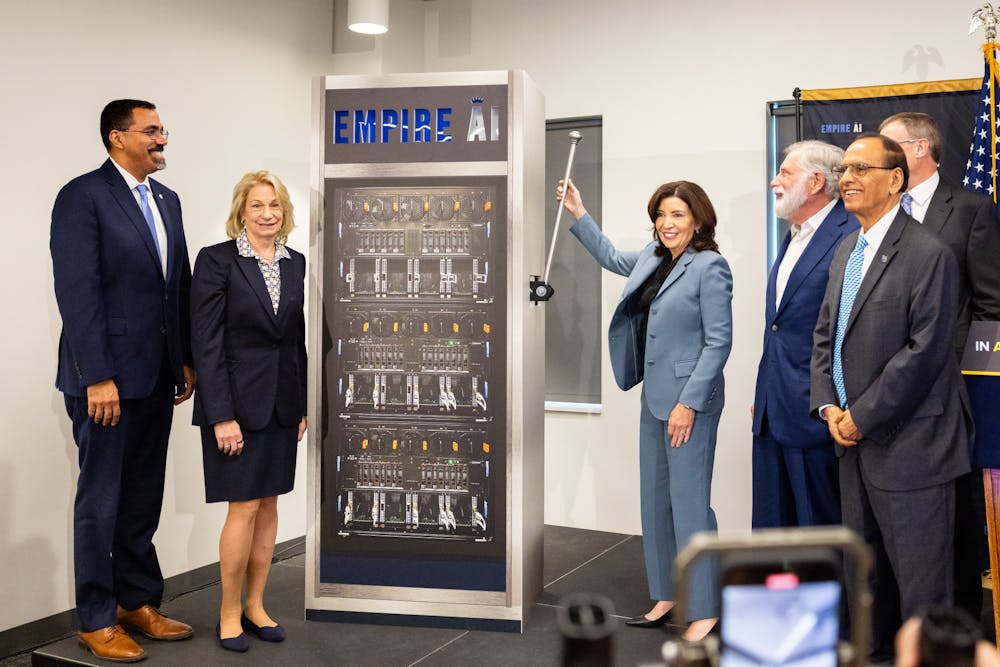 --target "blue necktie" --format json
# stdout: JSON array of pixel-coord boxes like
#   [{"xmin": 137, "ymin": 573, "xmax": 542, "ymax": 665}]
[
  {"xmin": 832, "ymin": 234, "xmax": 868, "ymax": 408},
  {"xmin": 136, "ymin": 184, "xmax": 162, "ymax": 262},
  {"xmin": 901, "ymin": 192, "xmax": 913, "ymax": 216}
]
